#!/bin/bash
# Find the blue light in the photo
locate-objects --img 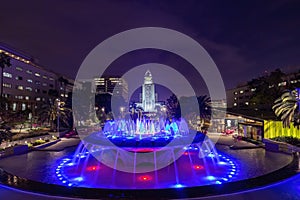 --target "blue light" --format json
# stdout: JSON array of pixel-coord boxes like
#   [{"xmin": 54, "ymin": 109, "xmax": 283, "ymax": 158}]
[
  {"xmin": 206, "ymin": 176, "xmax": 216, "ymax": 181},
  {"xmin": 228, "ymin": 175, "xmax": 232, "ymax": 178},
  {"xmin": 222, "ymin": 178, "xmax": 228, "ymax": 181},
  {"xmin": 73, "ymin": 177, "xmax": 84, "ymax": 182},
  {"xmin": 173, "ymin": 184, "xmax": 185, "ymax": 188},
  {"xmin": 62, "ymin": 180, "xmax": 66, "ymax": 184},
  {"xmin": 230, "ymin": 172, "xmax": 235, "ymax": 175},
  {"xmin": 68, "ymin": 183, "xmax": 72, "ymax": 187},
  {"xmin": 215, "ymin": 181, "xmax": 222, "ymax": 184},
  {"xmin": 218, "ymin": 161, "xmax": 227, "ymax": 165},
  {"xmin": 208, "ymin": 154, "xmax": 215, "ymax": 158},
  {"xmin": 67, "ymin": 162, "xmax": 75, "ymax": 166}
]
